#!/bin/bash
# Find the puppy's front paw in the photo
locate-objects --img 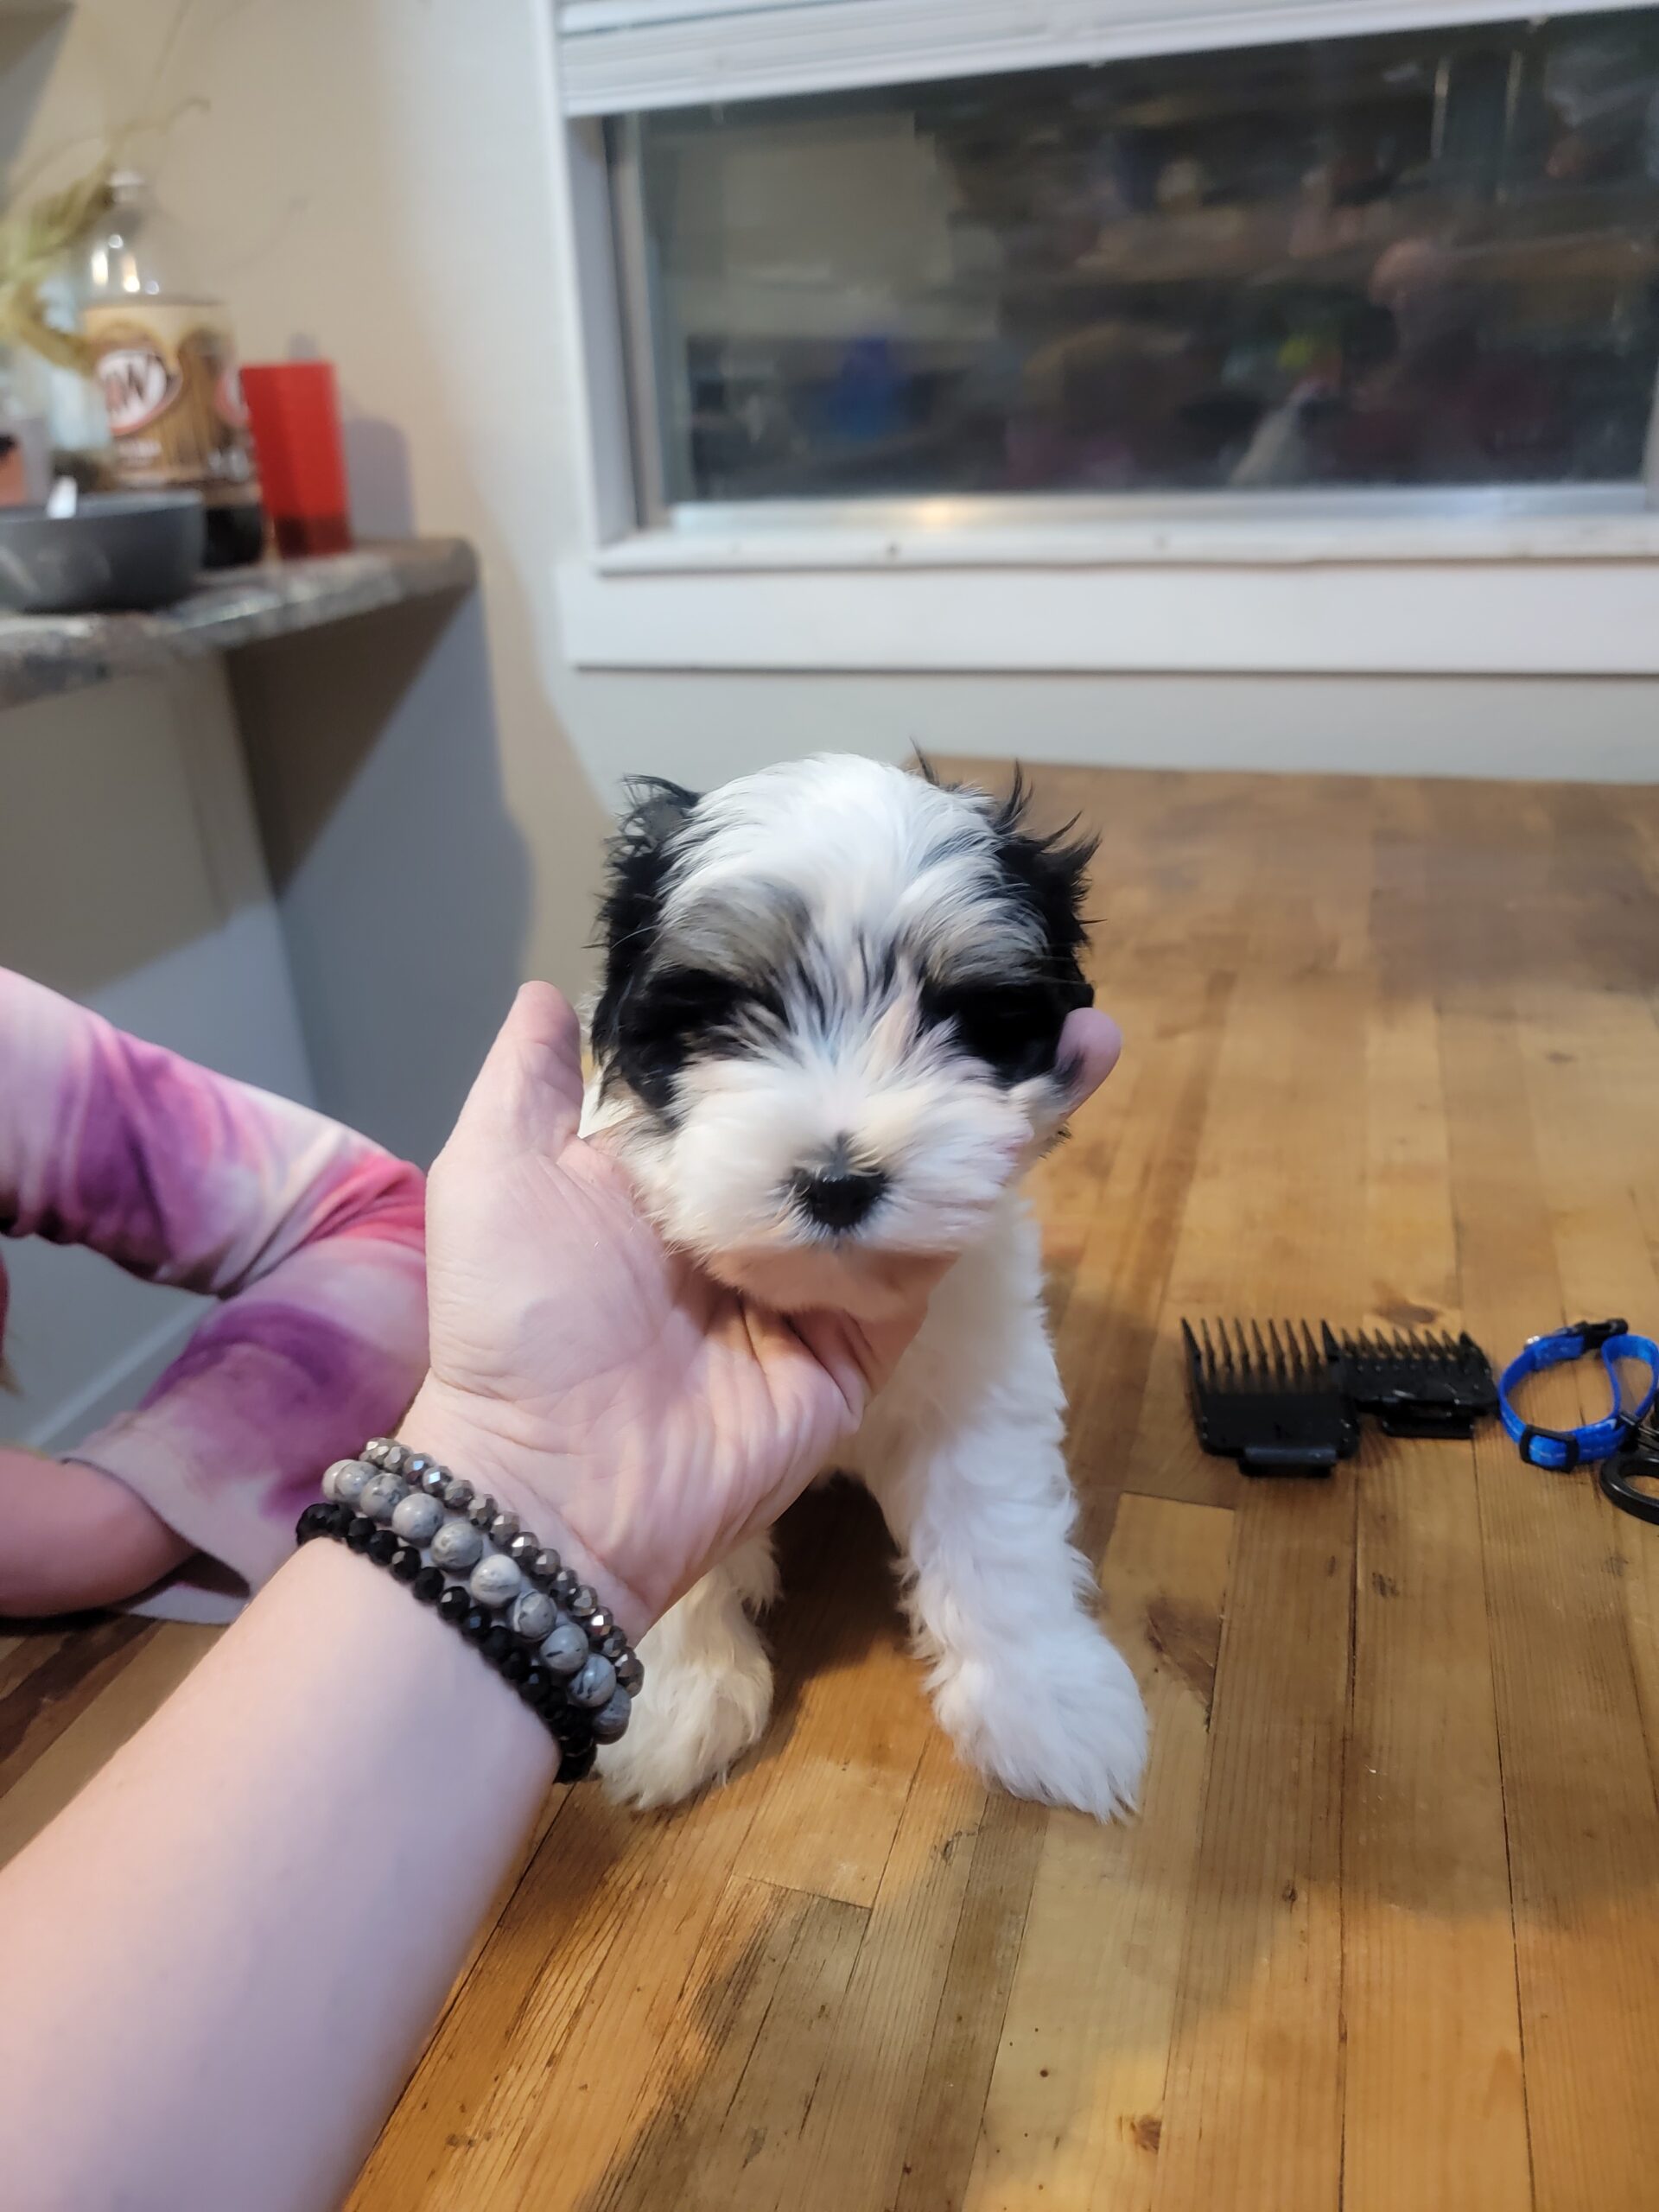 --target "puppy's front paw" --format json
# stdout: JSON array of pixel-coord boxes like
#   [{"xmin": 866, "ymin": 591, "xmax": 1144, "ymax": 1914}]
[
  {"xmin": 931, "ymin": 1618, "xmax": 1147, "ymax": 1821},
  {"xmin": 598, "ymin": 1653, "xmax": 773, "ymax": 1810}
]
